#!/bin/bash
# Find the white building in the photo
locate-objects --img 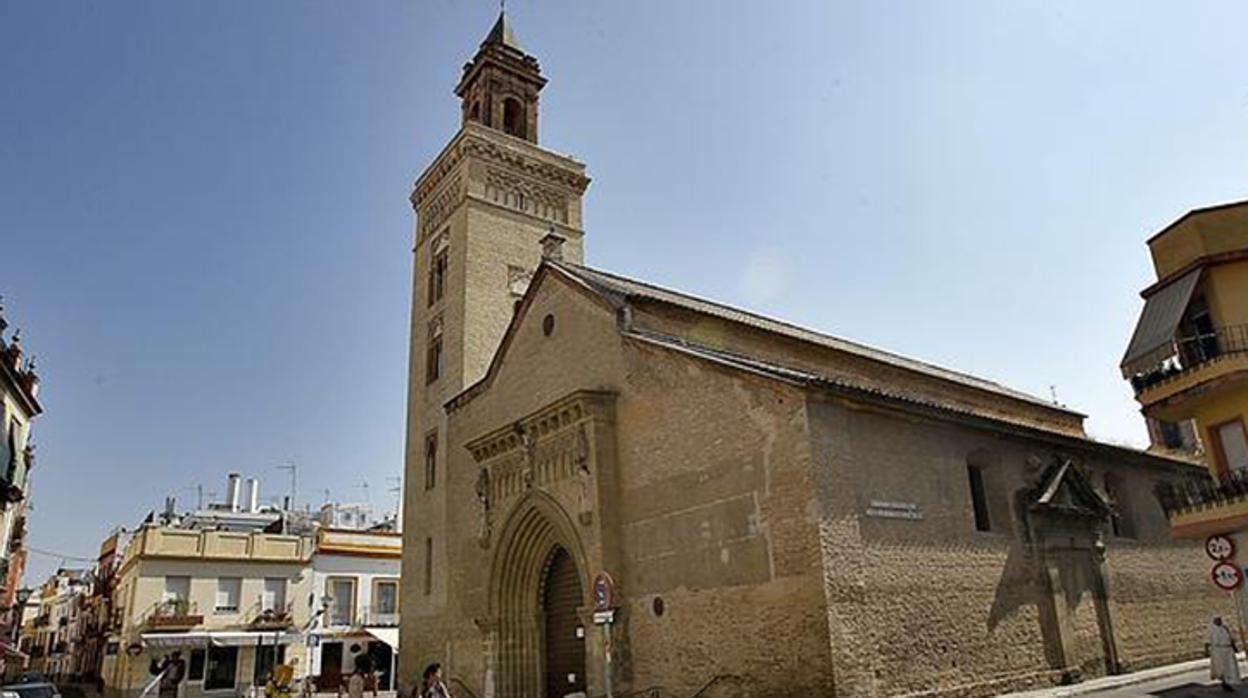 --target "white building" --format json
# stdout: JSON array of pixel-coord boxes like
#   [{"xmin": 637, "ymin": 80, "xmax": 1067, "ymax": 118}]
[{"xmin": 306, "ymin": 529, "xmax": 400, "ymax": 692}]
